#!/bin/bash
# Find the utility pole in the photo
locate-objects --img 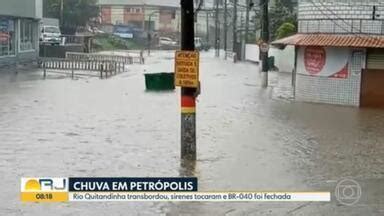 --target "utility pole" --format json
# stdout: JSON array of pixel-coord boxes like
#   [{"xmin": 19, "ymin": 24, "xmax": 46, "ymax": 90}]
[
  {"xmin": 206, "ymin": 11, "xmax": 209, "ymax": 43},
  {"xmin": 224, "ymin": 0, "xmax": 228, "ymax": 58},
  {"xmin": 147, "ymin": 12, "xmax": 158, "ymax": 56},
  {"xmin": 215, "ymin": 0, "xmax": 220, "ymax": 57},
  {"xmin": 243, "ymin": 0, "xmax": 250, "ymax": 60},
  {"xmin": 232, "ymin": 0, "xmax": 238, "ymax": 56},
  {"xmin": 60, "ymin": 0, "xmax": 64, "ymax": 27},
  {"xmin": 180, "ymin": 0, "xmax": 197, "ymax": 161},
  {"xmin": 147, "ymin": 16, "xmax": 152, "ymax": 56},
  {"xmin": 260, "ymin": 0, "xmax": 269, "ymax": 87}
]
